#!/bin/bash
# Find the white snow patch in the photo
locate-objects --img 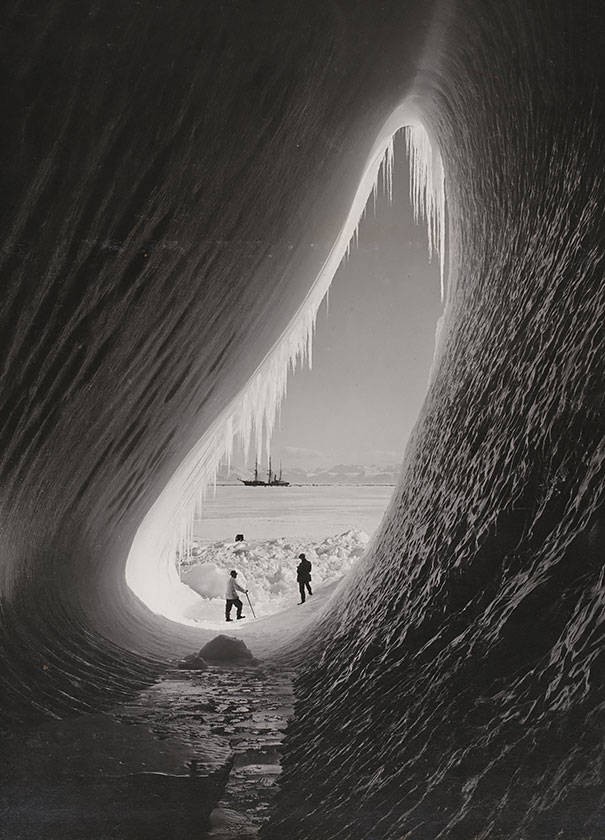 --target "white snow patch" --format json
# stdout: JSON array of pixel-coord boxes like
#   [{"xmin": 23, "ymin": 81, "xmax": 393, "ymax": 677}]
[{"xmin": 178, "ymin": 529, "xmax": 370, "ymax": 626}]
